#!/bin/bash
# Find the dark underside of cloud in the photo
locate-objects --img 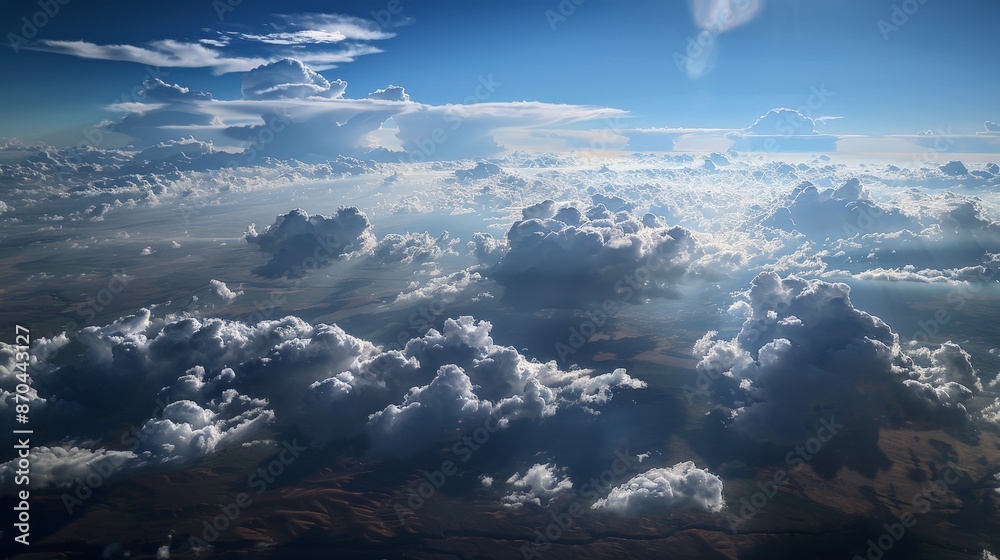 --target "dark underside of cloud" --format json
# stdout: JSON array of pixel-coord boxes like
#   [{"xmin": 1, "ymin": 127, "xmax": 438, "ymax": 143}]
[
  {"xmin": 481, "ymin": 200, "xmax": 698, "ymax": 309},
  {"xmin": 244, "ymin": 207, "xmax": 374, "ymax": 277}
]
